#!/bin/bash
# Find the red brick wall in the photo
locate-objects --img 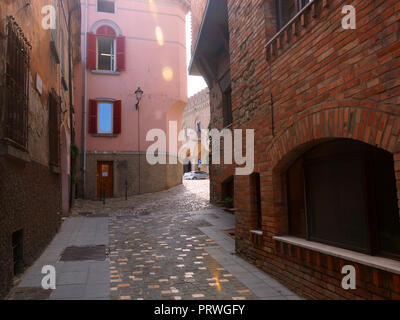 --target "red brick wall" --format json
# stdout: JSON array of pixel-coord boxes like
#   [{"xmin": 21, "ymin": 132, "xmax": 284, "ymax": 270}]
[
  {"xmin": 190, "ymin": 0, "xmax": 208, "ymax": 54},
  {"xmin": 227, "ymin": 0, "xmax": 400, "ymax": 299}
]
